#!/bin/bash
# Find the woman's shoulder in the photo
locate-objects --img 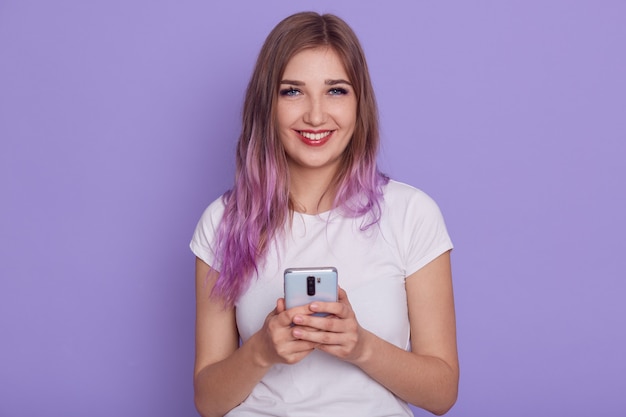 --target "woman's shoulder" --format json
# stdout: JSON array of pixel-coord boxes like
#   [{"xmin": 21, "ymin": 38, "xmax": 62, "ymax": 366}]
[
  {"xmin": 207, "ymin": 193, "xmax": 227, "ymax": 212},
  {"xmin": 383, "ymin": 179, "xmax": 436, "ymax": 204},
  {"xmin": 196, "ymin": 193, "xmax": 228, "ymax": 227},
  {"xmin": 381, "ymin": 179, "xmax": 445, "ymax": 220}
]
